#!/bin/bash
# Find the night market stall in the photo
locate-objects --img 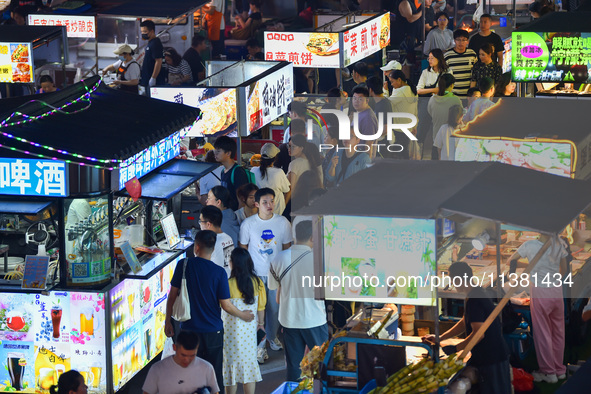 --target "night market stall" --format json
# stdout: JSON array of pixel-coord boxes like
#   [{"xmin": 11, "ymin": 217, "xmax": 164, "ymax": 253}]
[
  {"xmin": 150, "ymin": 60, "xmax": 294, "ymax": 159},
  {"xmin": 0, "ymin": 25, "xmax": 68, "ymax": 95},
  {"xmin": 294, "ymin": 160, "xmax": 591, "ymax": 393},
  {"xmin": 0, "ymin": 76, "xmax": 217, "ymax": 394},
  {"xmin": 511, "ymin": 11, "xmax": 591, "ymax": 96}
]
